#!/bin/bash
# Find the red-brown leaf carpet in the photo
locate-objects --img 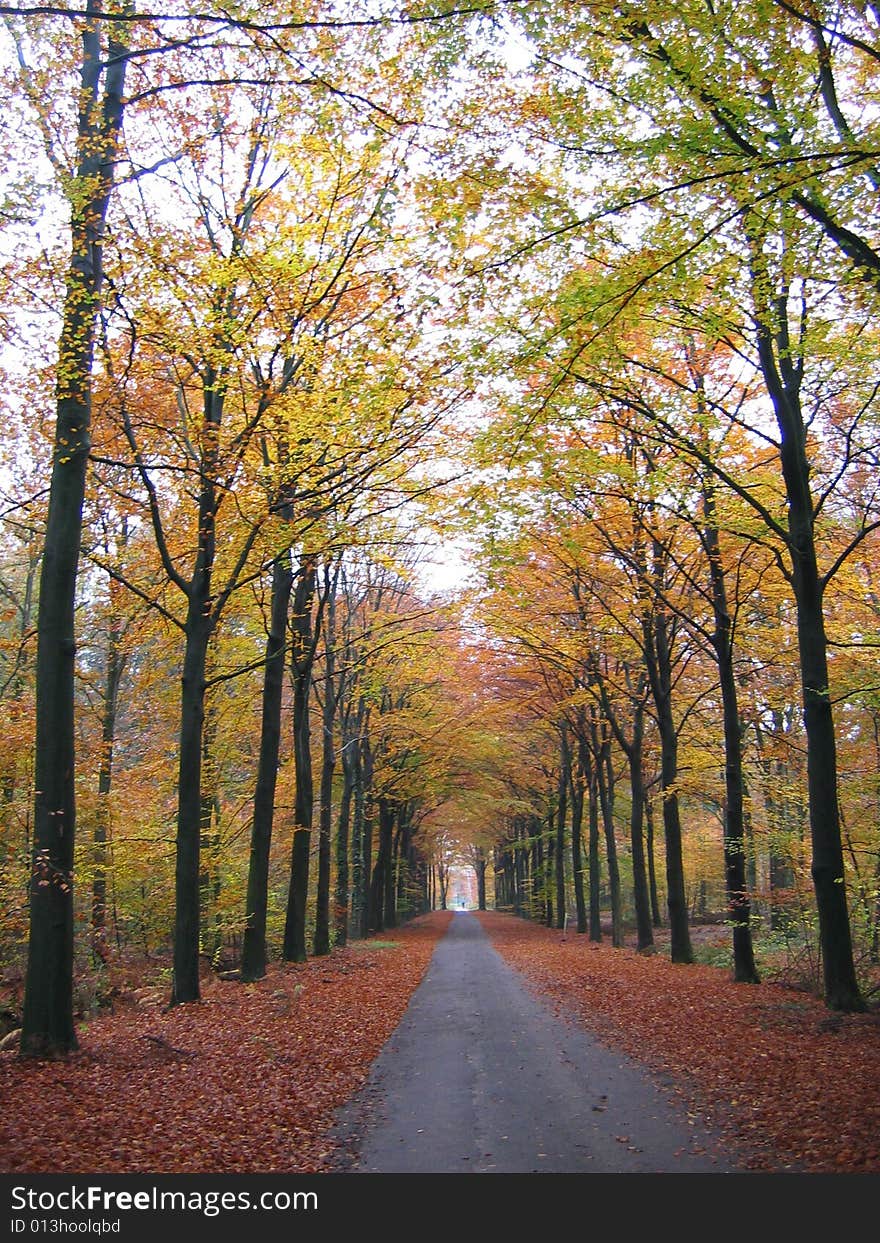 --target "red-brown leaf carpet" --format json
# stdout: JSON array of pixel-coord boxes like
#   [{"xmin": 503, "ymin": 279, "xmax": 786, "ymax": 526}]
[
  {"xmin": 5, "ymin": 909, "xmax": 879, "ymax": 1175},
  {"xmin": 0, "ymin": 913, "xmax": 451, "ymax": 1174}
]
